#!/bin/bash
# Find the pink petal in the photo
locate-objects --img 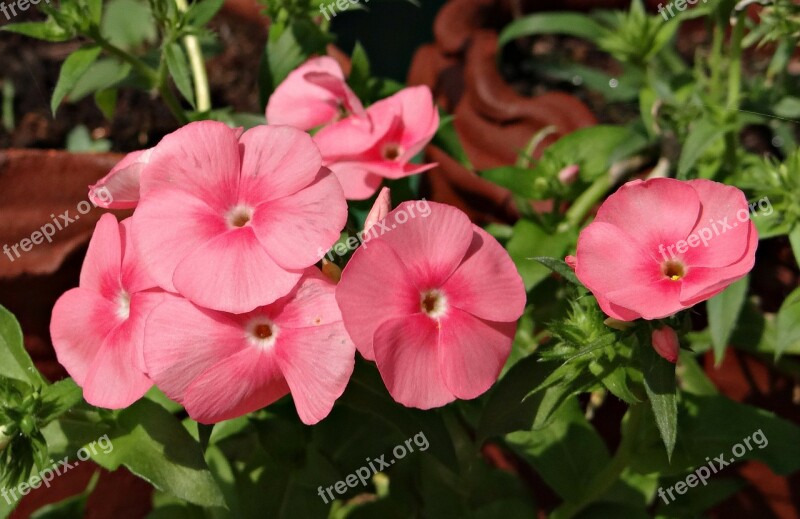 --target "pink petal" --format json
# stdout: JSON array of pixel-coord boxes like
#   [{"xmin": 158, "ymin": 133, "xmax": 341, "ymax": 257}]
[
  {"xmin": 679, "ymin": 222, "xmax": 757, "ymax": 304},
  {"xmin": 304, "ymin": 71, "xmax": 365, "ymax": 117},
  {"xmin": 327, "ymin": 162, "xmax": 384, "ymax": 200},
  {"xmin": 373, "ymin": 314, "xmax": 455, "ymax": 409},
  {"xmin": 336, "ymin": 240, "xmax": 420, "ymax": 360},
  {"xmin": 605, "ymin": 278, "xmax": 685, "ymax": 320},
  {"xmin": 391, "ymin": 86, "xmax": 439, "ymax": 161},
  {"xmin": 682, "ymin": 179, "xmax": 754, "ymax": 268},
  {"xmin": 251, "ymin": 170, "xmax": 346, "ymax": 269},
  {"xmin": 173, "ymin": 227, "xmax": 302, "ymax": 313},
  {"xmin": 89, "ymin": 148, "xmax": 152, "ymax": 209},
  {"xmin": 132, "ymin": 188, "xmax": 227, "ymax": 293},
  {"xmin": 266, "ymin": 56, "xmax": 352, "ymax": 130},
  {"xmin": 354, "ymin": 160, "xmax": 437, "ymax": 180},
  {"xmin": 80, "ymin": 214, "xmax": 122, "ymax": 300},
  {"xmin": 438, "ymin": 309, "xmax": 516, "ymax": 400},
  {"xmin": 143, "ymin": 294, "xmax": 247, "ymax": 403},
  {"xmin": 50, "ymin": 288, "xmax": 118, "ymax": 386},
  {"xmin": 184, "ymin": 348, "xmax": 289, "ymax": 424},
  {"xmin": 575, "ymin": 222, "xmax": 663, "ymax": 299},
  {"xmin": 82, "ymin": 313, "xmax": 153, "ymax": 409},
  {"xmin": 140, "ymin": 121, "xmax": 241, "ymax": 213},
  {"xmin": 443, "ymin": 226, "xmax": 525, "ymax": 322},
  {"xmin": 378, "ymin": 201, "xmax": 473, "ymax": 287},
  {"xmin": 119, "ymin": 218, "xmax": 157, "ymax": 294},
  {"xmin": 275, "ymin": 323, "xmax": 355, "ymax": 424},
  {"xmin": 594, "ymin": 178, "xmax": 701, "ymax": 253},
  {"xmin": 314, "ymin": 108, "xmax": 394, "ymax": 160},
  {"xmin": 271, "ymin": 269, "xmax": 345, "ymax": 328},
  {"xmin": 594, "ymin": 295, "xmax": 642, "ymax": 322},
  {"xmin": 238, "ymin": 125, "xmax": 324, "ymax": 205}
]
